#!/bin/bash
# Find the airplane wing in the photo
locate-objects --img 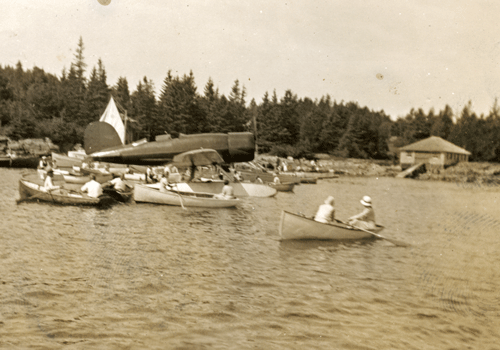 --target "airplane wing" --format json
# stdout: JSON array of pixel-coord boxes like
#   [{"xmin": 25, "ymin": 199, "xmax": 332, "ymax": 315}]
[{"xmin": 171, "ymin": 149, "xmax": 225, "ymax": 167}]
